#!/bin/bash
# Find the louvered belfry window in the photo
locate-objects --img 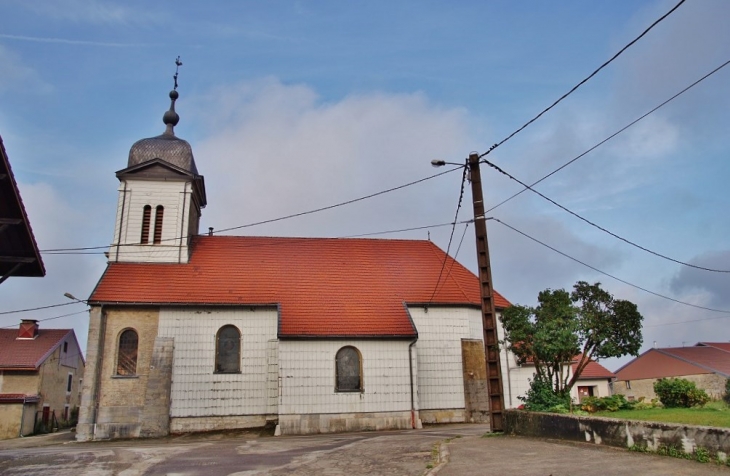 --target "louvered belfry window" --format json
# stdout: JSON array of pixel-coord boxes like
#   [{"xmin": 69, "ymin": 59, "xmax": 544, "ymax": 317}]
[
  {"xmin": 336, "ymin": 346, "xmax": 362, "ymax": 392},
  {"xmin": 140, "ymin": 205, "xmax": 152, "ymax": 243},
  {"xmin": 117, "ymin": 329, "xmax": 138, "ymax": 376},
  {"xmin": 153, "ymin": 205, "xmax": 164, "ymax": 244},
  {"xmin": 215, "ymin": 325, "xmax": 241, "ymax": 373}
]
